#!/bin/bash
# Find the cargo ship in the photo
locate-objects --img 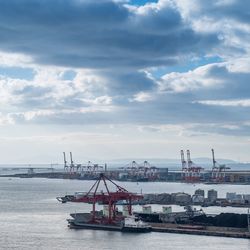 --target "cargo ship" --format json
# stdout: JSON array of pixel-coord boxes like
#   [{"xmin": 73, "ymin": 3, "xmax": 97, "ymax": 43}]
[{"xmin": 58, "ymin": 173, "xmax": 151, "ymax": 233}]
